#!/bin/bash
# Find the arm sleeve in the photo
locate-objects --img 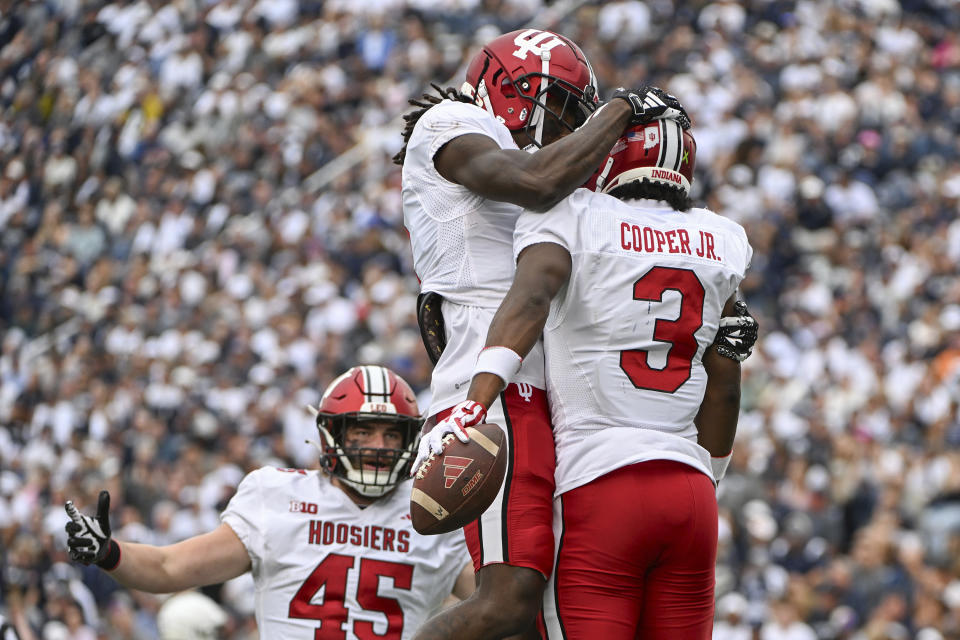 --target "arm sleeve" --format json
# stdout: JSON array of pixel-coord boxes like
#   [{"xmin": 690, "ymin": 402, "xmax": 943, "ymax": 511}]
[
  {"xmin": 220, "ymin": 469, "xmax": 265, "ymax": 575},
  {"xmin": 729, "ymin": 222, "xmax": 753, "ymax": 283},
  {"xmin": 741, "ymin": 228, "xmax": 754, "ymax": 273},
  {"xmin": 404, "ymin": 100, "xmax": 517, "ymax": 223},
  {"xmin": 714, "ymin": 214, "xmax": 753, "ymax": 280},
  {"xmin": 416, "ymin": 100, "xmax": 511, "ymax": 159},
  {"xmin": 723, "ymin": 223, "xmax": 752, "ymax": 304},
  {"xmin": 512, "ymin": 189, "xmax": 584, "ymax": 260}
]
